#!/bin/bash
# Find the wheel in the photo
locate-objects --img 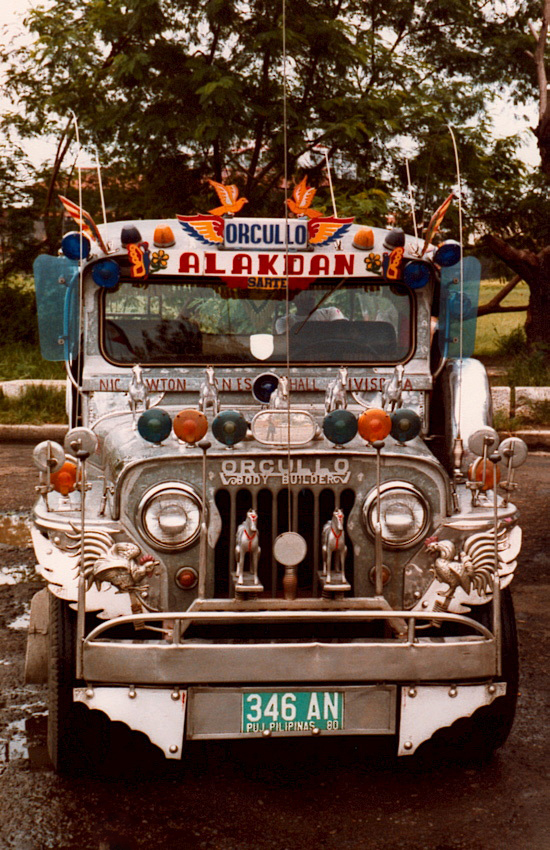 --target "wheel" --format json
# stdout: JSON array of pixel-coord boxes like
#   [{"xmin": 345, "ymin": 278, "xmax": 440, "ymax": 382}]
[
  {"xmin": 467, "ymin": 586, "xmax": 519, "ymax": 754},
  {"xmin": 48, "ymin": 591, "xmax": 110, "ymax": 775},
  {"xmin": 415, "ymin": 587, "xmax": 519, "ymax": 765}
]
